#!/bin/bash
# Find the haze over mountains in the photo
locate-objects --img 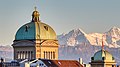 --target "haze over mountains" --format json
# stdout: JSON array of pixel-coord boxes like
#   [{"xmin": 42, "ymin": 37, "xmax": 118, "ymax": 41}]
[{"xmin": 0, "ymin": 45, "xmax": 13, "ymax": 61}]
